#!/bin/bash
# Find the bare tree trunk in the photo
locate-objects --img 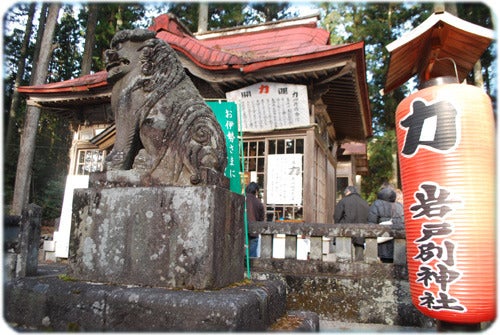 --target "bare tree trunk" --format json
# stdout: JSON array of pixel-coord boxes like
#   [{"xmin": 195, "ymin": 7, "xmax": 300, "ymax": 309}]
[
  {"xmin": 198, "ymin": 2, "xmax": 208, "ymax": 33},
  {"xmin": 473, "ymin": 60, "xmax": 484, "ymax": 87},
  {"xmin": 81, "ymin": 3, "xmax": 98, "ymax": 75},
  {"xmin": 11, "ymin": 3, "xmax": 61, "ymax": 216},
  {"xmin": 445, "ymin": 2, "xmax": 458, "ymax": 16},
  {"xmin": 30, "ymin": 3, "xmax": 49, "ymax": 85},
  {"xmin": 5, "ymin": 3, "xmax": 36, "ymax": 150}
]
